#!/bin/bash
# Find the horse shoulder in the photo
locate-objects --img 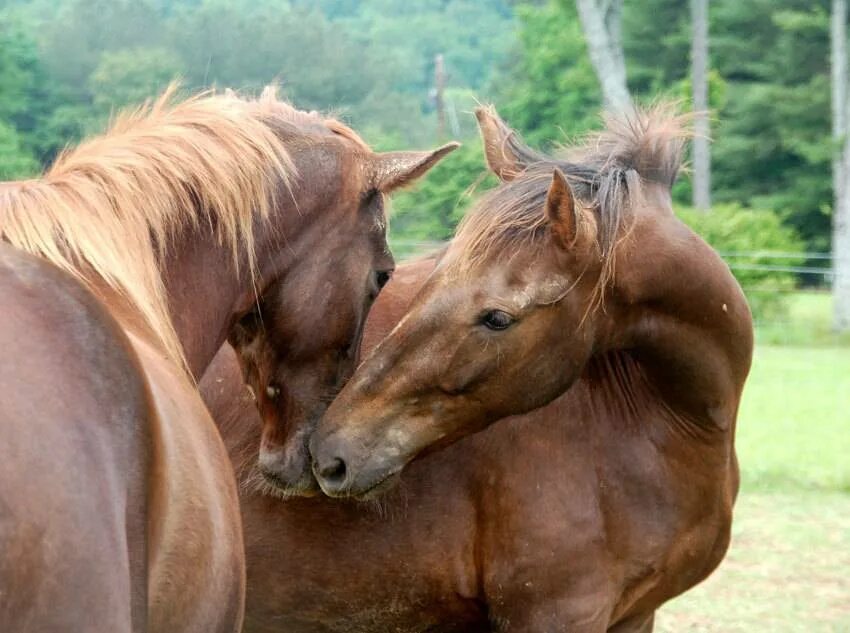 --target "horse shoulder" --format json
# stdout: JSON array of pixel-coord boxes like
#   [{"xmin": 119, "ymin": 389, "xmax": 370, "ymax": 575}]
[{"xmin": 127, "ymin": 335, "xmax": 245, "ymax": 633}]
